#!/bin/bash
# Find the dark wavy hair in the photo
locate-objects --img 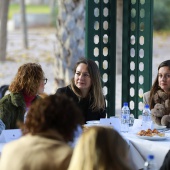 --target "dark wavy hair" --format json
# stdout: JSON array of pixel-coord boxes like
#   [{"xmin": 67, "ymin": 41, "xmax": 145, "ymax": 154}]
[
  {"xmin": 21, "ymin": 94, "xmax": 84, "ymax": 142},
  {"xmin": 9, "ymin": 63, "xmax": 44, "ymax": 96},
  {"xmin": 70, "ymin": 58, "xmax": 105, "ymax": 111},
  {"xmin": 149, "ymin": 60, "xmax": 170, "ymax": 109}
]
